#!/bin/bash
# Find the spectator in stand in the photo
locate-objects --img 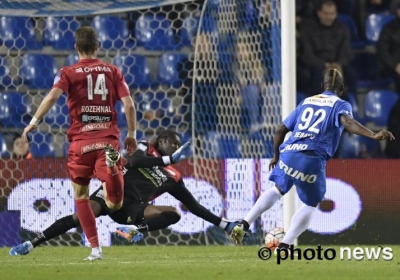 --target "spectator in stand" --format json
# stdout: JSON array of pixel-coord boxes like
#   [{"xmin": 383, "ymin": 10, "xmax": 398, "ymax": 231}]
[
  {"xmin": 377, "ymin": 3, "xmax": 400, "ymax": 94},
  {"xmin": 354, "ymin": 0, "xmax": 394, "ymax": 40},
  {"xmin": 385, "ymin": 99, "xmax": 400, "ymax": 158},
  {"xmin": 11, "ymin": 133, "xmax": 32, "ymax": 160},
  {"xmin": 297, "ymin": 0, "xmax": 356, "ymax": 98}
]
